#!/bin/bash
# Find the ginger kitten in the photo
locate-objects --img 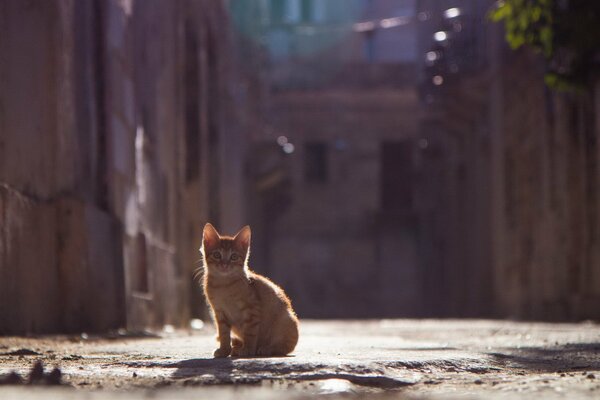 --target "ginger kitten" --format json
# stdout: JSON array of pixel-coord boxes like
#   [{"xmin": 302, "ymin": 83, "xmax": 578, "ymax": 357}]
[{"xmin": 200, "ymin": 223, "xmax": 299, "ymax": 358}]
